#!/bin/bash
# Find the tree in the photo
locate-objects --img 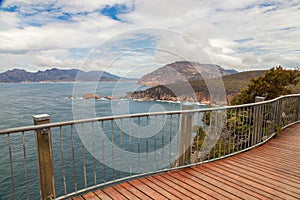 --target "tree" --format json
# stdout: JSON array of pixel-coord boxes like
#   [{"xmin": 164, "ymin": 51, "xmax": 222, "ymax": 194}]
[{"xmin": 231, "ymin": 66, "xmax": 300, "ymax": 105}]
